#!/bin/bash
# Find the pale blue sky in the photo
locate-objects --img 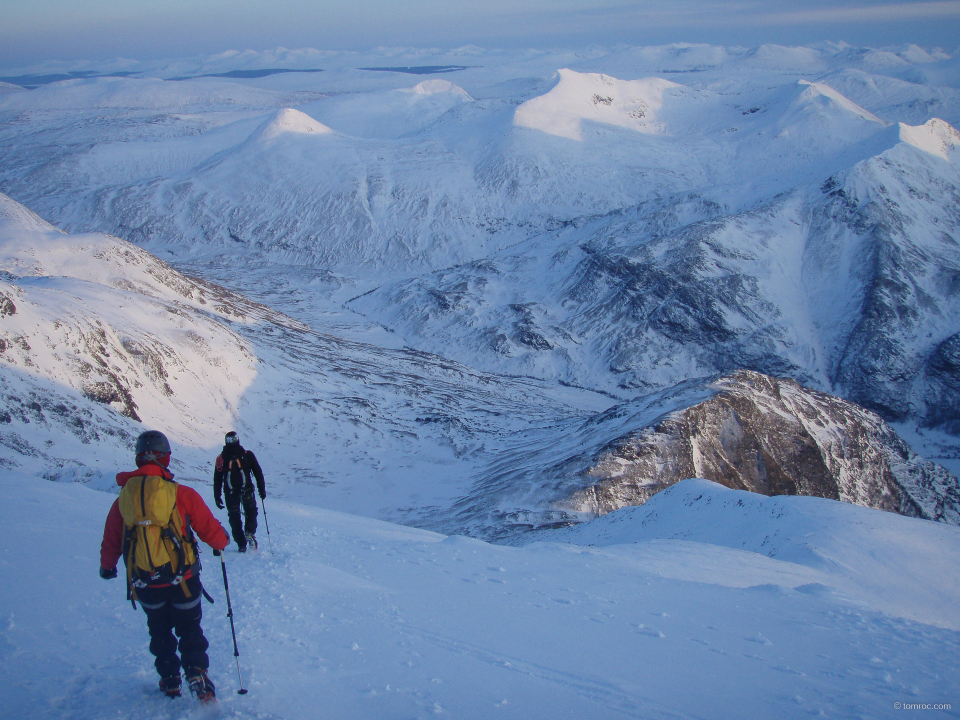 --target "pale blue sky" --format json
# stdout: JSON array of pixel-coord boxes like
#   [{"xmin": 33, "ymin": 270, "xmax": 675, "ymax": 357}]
[{"xmin": 2, "ymin": 0, "xmax": 959, "ymax": 69}]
